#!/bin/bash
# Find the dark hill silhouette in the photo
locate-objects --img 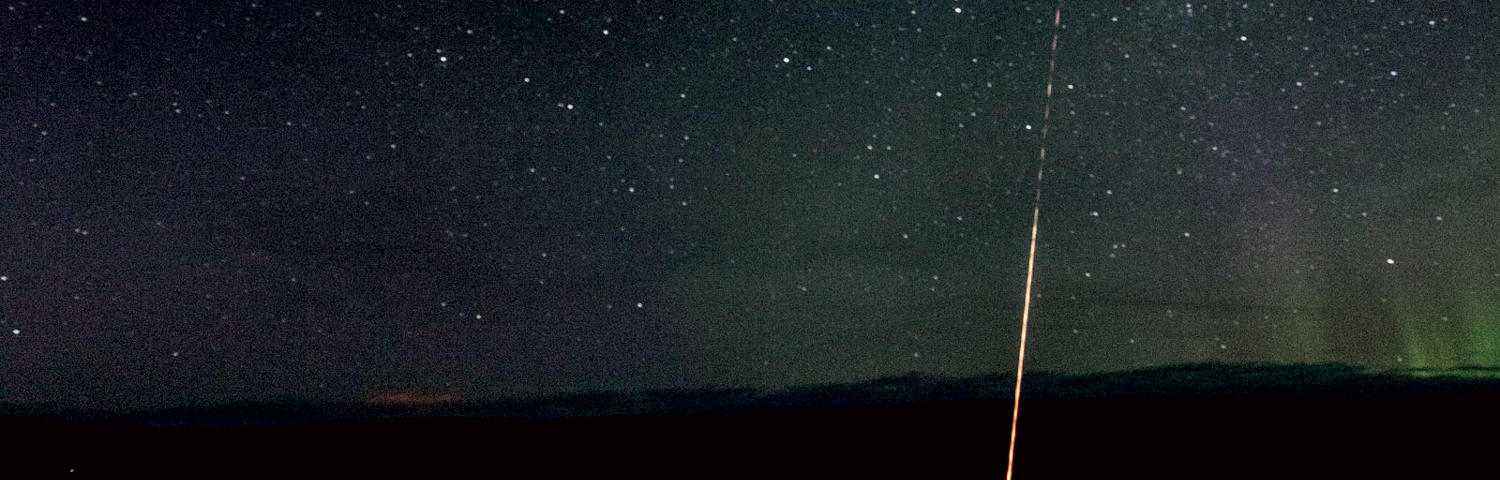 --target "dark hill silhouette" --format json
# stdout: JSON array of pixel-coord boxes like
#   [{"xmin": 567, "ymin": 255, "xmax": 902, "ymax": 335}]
[{"xmin": 4, "ymin": 363, "xmax": 1497, "ymax": 477}]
